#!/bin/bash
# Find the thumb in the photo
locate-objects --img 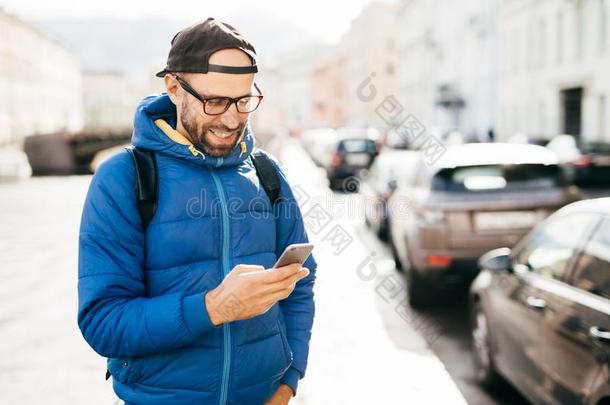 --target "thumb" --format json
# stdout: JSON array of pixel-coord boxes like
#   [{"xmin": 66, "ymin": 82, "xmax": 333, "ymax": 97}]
[{"xmin": 232, "ymin": 264, "xmax": 265, "ymax": 274}]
